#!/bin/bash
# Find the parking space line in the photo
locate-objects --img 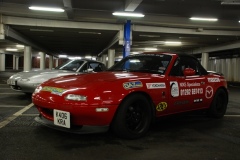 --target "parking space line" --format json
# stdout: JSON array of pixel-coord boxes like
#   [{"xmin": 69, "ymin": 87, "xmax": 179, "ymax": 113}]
[
  {"xmin": 0, "ymin": 88, "xmax": 12, "ymax": 89},
  {"xmin": 0, "ymin": 103, "xmax": 34, "ymax": 129}
]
